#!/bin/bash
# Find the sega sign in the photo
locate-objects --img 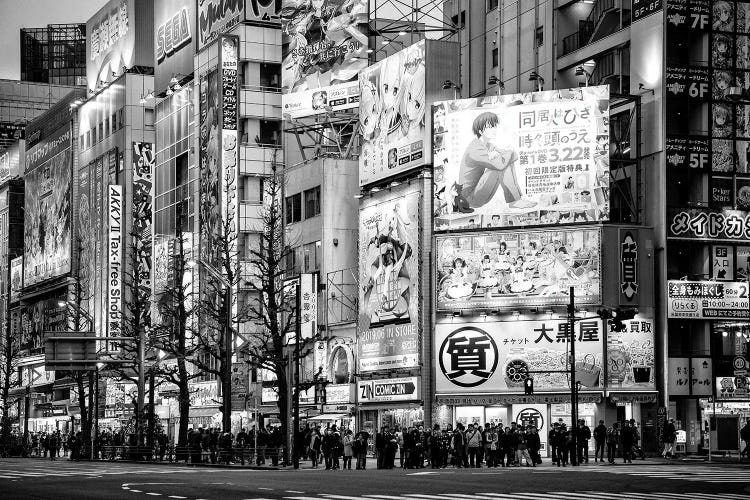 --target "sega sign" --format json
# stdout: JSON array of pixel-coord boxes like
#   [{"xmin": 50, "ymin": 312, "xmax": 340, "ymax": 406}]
[{"xmin": 156, "ymin": 6, "xmax": 191, "ymax": 62}]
